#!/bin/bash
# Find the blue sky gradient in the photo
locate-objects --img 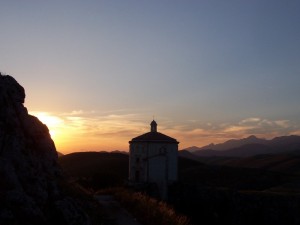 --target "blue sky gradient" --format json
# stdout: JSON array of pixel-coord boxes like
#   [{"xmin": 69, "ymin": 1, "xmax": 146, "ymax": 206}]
[{"xmin": 1, "ymin": 0, "xmax": 300, "ymax": 152}]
